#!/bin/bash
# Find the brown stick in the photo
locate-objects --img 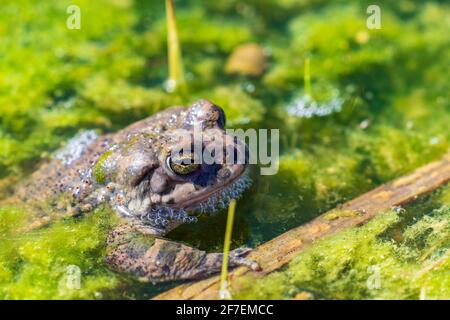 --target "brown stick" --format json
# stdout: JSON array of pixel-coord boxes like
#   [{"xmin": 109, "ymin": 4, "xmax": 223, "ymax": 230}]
[{"xmin": 154, "ymin": 153, "xmax": 450, "ymax": 300}]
